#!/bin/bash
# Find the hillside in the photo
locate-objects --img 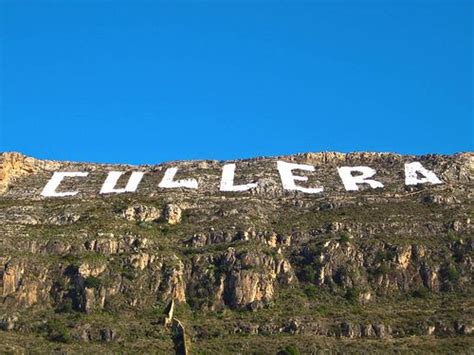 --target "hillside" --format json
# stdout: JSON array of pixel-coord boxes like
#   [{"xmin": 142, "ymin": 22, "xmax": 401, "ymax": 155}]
[{"xmin": 0, "ymin": 151, "xmax": 473, "ymax": 353}]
